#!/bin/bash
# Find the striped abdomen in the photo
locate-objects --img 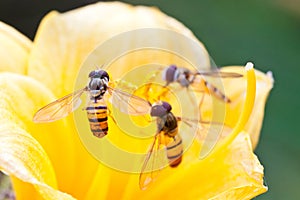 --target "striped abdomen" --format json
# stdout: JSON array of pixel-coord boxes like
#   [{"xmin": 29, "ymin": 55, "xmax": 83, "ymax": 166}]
[
  {"xmin": 204, "ymin": 80, "xmax": 231, "ymax": 103},
  {"xmin": 189, "ymin": 75, "xmax": 231, "ymax": 103},
  {"xmin": 86, "ymin": 101, "xmax": 108, "ymax": 138},
  {"xmin": 166, "ymin": 133, "xmax": 183, "ymax": 167}
]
